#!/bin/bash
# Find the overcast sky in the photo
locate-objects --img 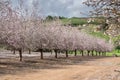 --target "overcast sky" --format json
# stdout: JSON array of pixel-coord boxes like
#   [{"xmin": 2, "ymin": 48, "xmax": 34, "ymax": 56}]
[{"xmin": 12, "ymin": 0, "xmax": 91, "ymax": 18}]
